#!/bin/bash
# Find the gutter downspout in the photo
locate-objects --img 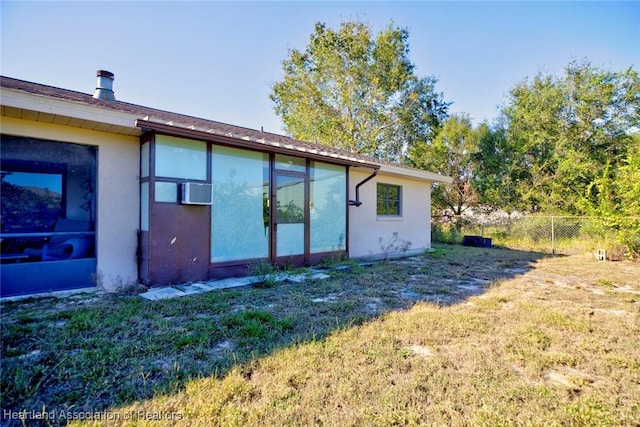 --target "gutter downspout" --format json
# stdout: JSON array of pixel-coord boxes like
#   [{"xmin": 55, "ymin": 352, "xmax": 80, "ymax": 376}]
[{"xmin": 349, "ymin": 167, "xmax": 378, "ymax": 207}]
